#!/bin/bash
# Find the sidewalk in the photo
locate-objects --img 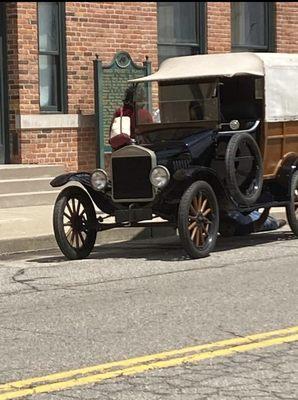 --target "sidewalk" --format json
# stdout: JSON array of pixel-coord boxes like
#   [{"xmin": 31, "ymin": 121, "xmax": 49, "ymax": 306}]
[
  {"xmin": 0, "ymin": 205, "xmax": 177, "ymax": 255},
  {"xmin": 0, "ymin": 205, "xmax": 288, "ymax": 256}
]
